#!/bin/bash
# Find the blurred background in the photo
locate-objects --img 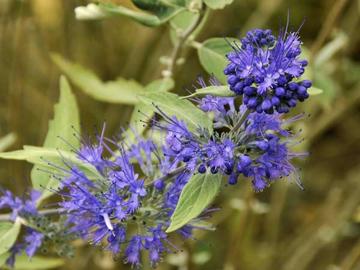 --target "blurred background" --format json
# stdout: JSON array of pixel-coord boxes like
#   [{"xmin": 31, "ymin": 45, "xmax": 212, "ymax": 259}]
[{"xmin": 0, "ymin": 0, "xmax": 360, "ymax": 269}]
